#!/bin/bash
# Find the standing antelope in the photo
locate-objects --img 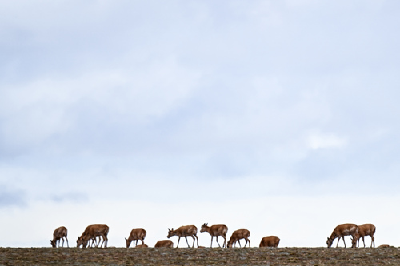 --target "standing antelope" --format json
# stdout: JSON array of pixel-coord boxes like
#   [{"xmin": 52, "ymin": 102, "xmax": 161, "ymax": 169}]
[
  {"xmin": 50, "ymin": 226, "xmax": 69, "ymax": 248},
  {"xmin": 125, "ymin": 228, "xmax": 146, "ymax": 248},
  {"xmin": 77, "ymin": 224, "xmax": 109, "ymax": 248},
  {"xmin": 167, "ymin": 225, "xmax": 198, "ymax": 248},
  {"xmin": 351, "ymin": 224, "xmax": 376, "ymax": 248},
  {"xmin": 227, "ymin": 229, "xmax": 250, "ymax": 248},
  {"xmin": 259, "ymin": 236, "xmax": 280, "ymax": 248},
  {"xmin": 200, "ymin": 223, "xmax": 228, "ymax": 248},
  {"xmin": 326, "ymin": 223, "xmax": 358, "ymax": 248},
  {"xmin": 154, "ymin": 240, "xmax": 174, "ymax": 248}
]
